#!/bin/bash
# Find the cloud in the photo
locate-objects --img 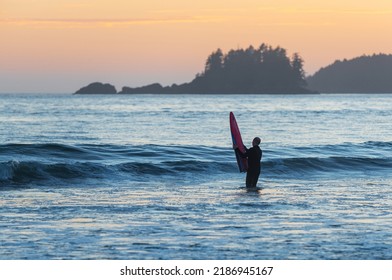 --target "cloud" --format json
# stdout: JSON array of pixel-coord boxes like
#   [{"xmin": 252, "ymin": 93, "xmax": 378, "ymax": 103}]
[
  {"xmin": 265, "ymin": 7, "xmax": 392, "ymax": 16},
  {"xmin": 1, "ymin": 16, "xmax": 222, "ymax": 28}
]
